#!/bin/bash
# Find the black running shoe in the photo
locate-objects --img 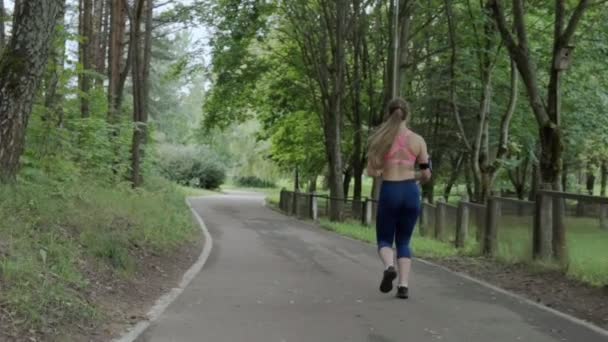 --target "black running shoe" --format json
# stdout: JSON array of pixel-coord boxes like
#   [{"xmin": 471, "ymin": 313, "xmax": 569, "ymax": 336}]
[
  {"xmin": 379, "ymin": 266, "xmax": 397, "ymax": 293},
  {"xmin": 396, "ymin": 286, "xmax": 409, "ymax": 299}
]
